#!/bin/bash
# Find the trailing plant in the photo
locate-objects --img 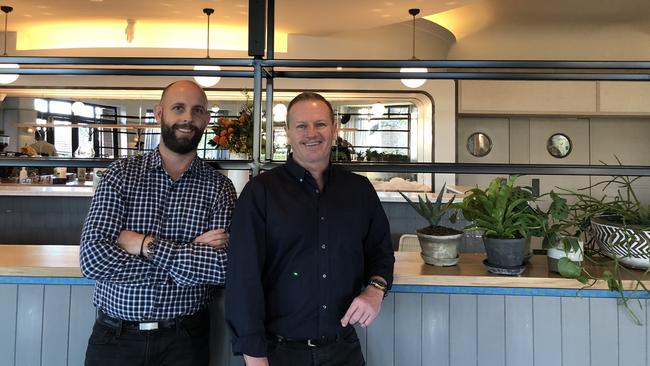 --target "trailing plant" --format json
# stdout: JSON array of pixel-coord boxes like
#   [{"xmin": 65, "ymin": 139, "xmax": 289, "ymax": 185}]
[{"xmin": 545, "ymin": 160, "xmax": 650, "ymax": 324}]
